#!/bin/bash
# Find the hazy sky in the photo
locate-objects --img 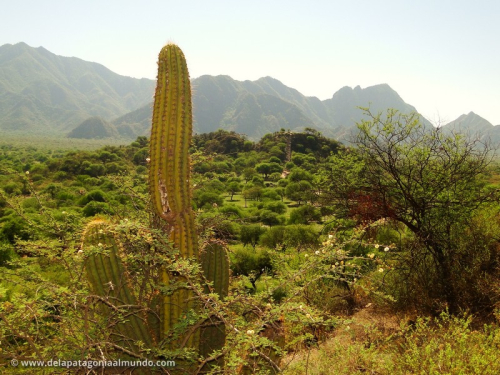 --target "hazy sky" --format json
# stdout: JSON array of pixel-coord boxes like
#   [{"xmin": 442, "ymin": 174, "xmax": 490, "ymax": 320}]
[{"xmin": 2, "ymin": 0, "xmax": 499, "ymax": 125}]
